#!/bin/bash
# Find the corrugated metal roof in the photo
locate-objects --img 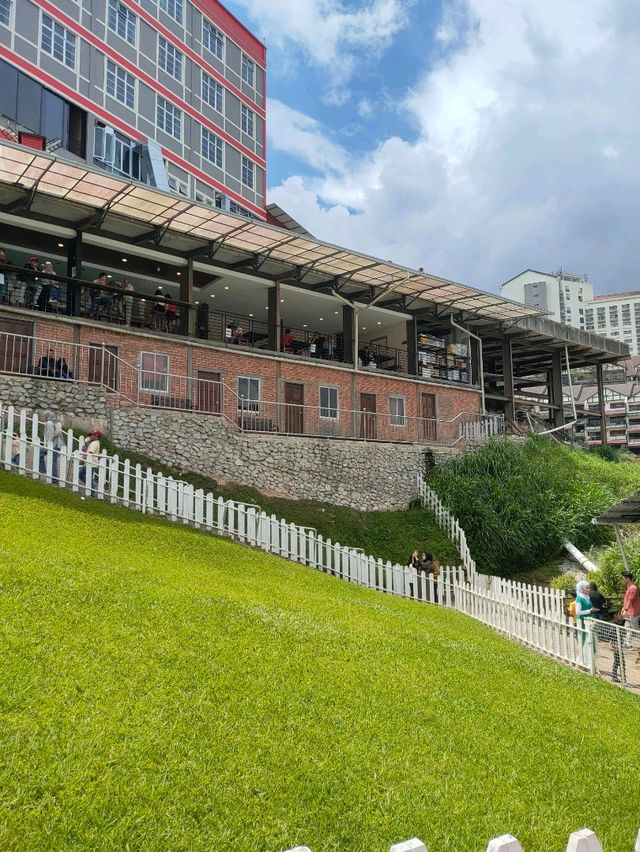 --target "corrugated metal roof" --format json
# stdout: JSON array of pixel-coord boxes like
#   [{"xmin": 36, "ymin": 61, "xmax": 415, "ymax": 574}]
[{"xmin": 593, "ymin": 492, "xmax": 640, "ymax": 525}]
